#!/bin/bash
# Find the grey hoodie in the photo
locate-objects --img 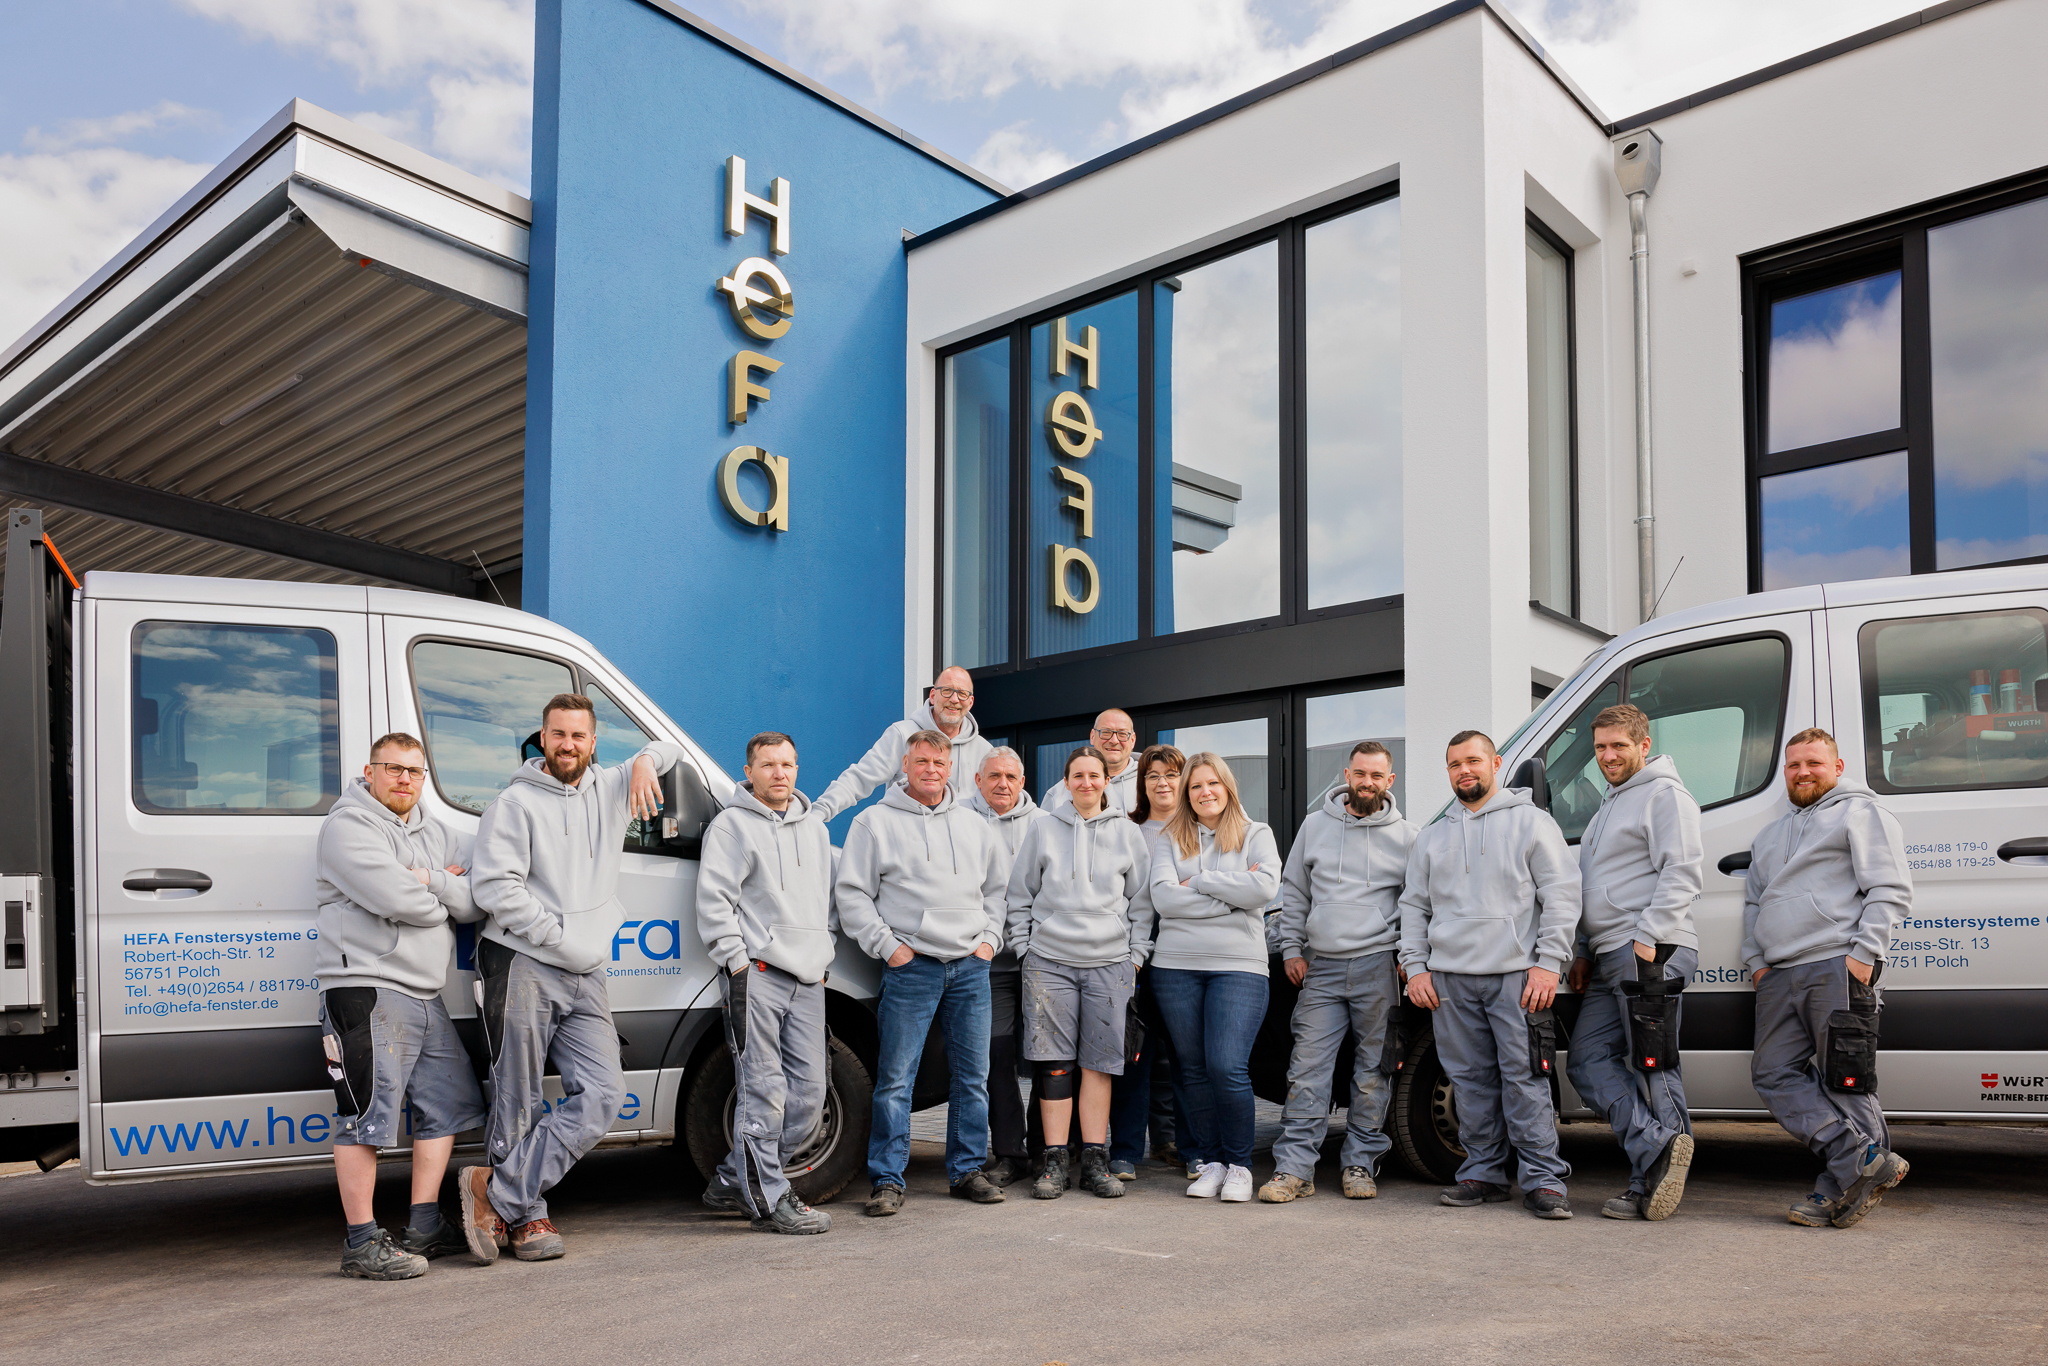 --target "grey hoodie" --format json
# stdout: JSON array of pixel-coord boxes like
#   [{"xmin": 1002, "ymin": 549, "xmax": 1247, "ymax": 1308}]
[
  {"xmin": 1043, "ymin": 761, "xmax": 1138, "ymax": 816},
  {"xmin": 1276, "ymin": 790, "xmax": 1416, "ymax": 961},
  {"xmin": 314, "ymin": 779, "xmax": 480, "ymax": 998},
  {"xmin": 1577, "ymin": 754, "xmax": 1703, "ymax": 957},
  {"xmin": 1005, "ymin": 804, "xmax": 1154, "ymax": 968},
  {"xmin": 834, "ymin": 784, "xmax": 1006, "ymax": 963},
  {"xmin": 695, "ymin": 785, "xmax": 837, "ymax": 984},
  {"xmin": 813, "ymin": 702, "xmax": 992, "ymax": 822},
  {"xmin": 1149, "ymin": 820, "xmax": 1283, "ymax": 976},
  {"xmin": 1398, "ymin": 786, "xmax": 1581, "ymax": 978},
  {"xmin": 966, "ymin": 787, "xmax": 1039, "ymax": 970},
  {"xmin": 1741, "ymin": 778, "xmax": 1911, "ymax": 974},
  {"xmin": 471, "ymin": 741, "xmax": 684, "ymax": 974}
]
